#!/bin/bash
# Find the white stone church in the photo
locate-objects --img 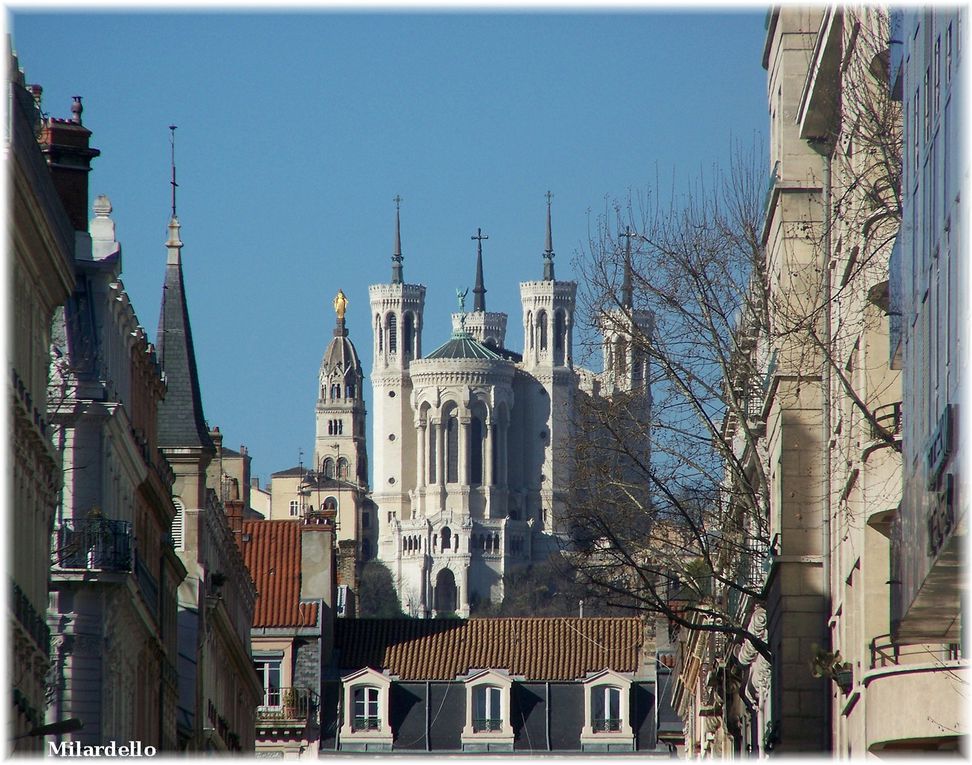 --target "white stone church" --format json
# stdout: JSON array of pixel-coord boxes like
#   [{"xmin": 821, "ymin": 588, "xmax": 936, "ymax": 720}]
[
  {"xmin": 360, "ymin": 198, "xmax": 651, "ymax": 617},
  {"xmin": 279, "ymin": 197, "xmax": 650, "ymax": 617}
]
